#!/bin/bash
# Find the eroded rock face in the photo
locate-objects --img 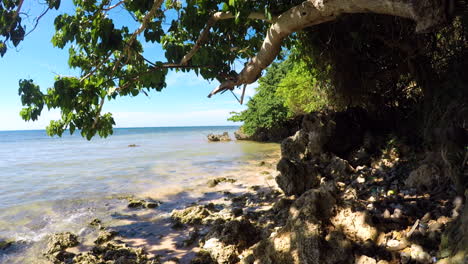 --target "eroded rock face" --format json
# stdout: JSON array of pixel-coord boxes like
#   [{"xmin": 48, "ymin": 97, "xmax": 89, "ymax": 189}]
[
  {"xmin": 276, "ymin": 109, "xmax": 368, "ymax": 196},
  {"xmin": 244, "ymin": 183, "xmax": 343, "ymax": 264},
  {"xmin": 276, "ymin": 158, "xmax": 320, "ymax": 196}
]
